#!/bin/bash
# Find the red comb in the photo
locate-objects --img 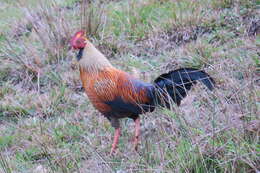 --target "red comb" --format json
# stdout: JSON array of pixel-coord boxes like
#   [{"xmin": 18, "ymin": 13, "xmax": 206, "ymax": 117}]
[{"xmin": 70, "ymin": 30, "xmax": 86, "ymax": 49}]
